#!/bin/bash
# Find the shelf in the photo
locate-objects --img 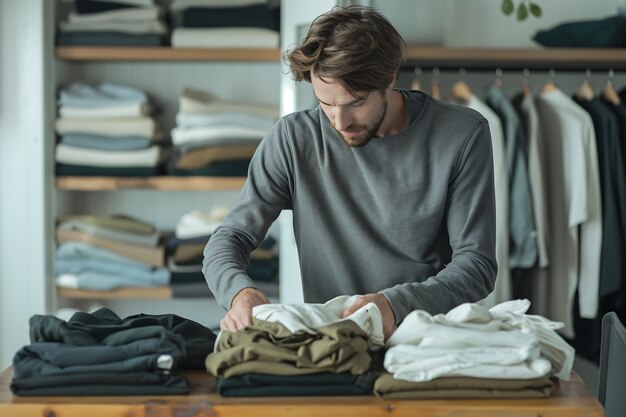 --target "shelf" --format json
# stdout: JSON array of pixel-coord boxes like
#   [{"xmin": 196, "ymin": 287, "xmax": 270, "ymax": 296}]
[
  {"xmin": 55, "ymin": 176, "xmax": 247, "ymax": 191},
  {"xmin": 57, "ymin": 286, "xmax": 173, "ymax": 299},
  {"xmin": 55, "ymin": 46, "xmax": 281, "ymax": 61},
  {"xmin": 403, "ymin": 47, "xmax": 626, "ymax": 70}
]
